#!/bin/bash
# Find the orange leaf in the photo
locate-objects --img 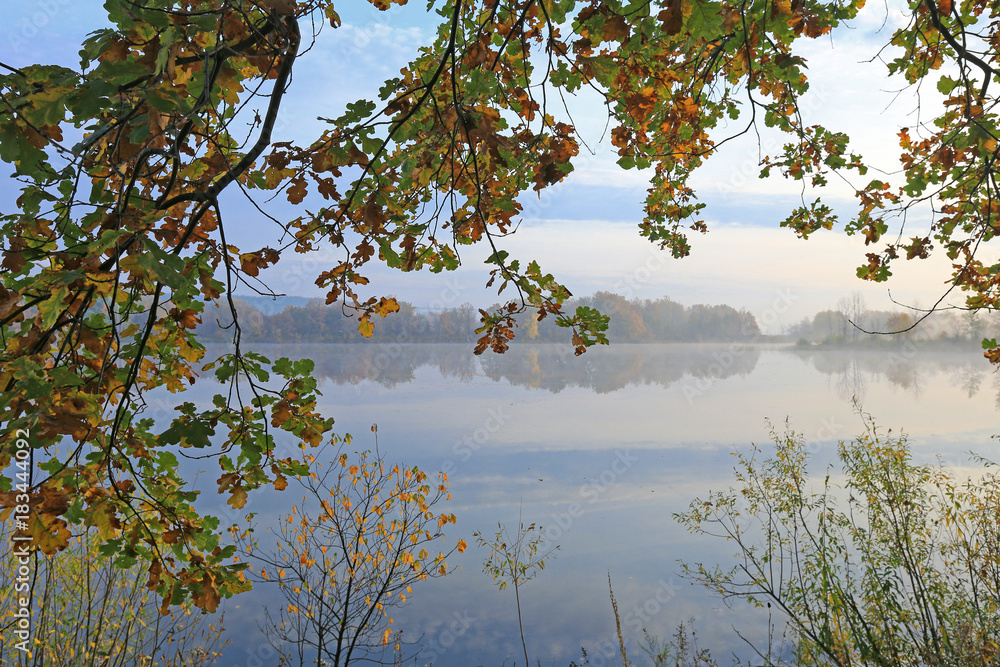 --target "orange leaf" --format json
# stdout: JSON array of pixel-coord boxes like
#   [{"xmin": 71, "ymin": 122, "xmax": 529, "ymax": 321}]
[{"xmin": 287, "ymin": 175, "xmax": 308, "ymax": 204}]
